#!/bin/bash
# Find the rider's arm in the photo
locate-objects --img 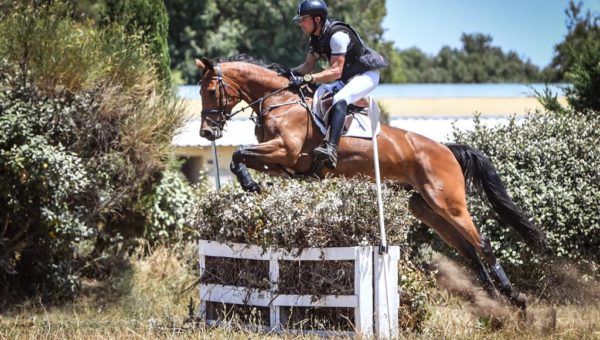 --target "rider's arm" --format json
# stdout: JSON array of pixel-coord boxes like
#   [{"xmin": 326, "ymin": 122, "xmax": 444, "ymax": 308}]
[
  {"xmin": 311, "ymin": 55, "xmax": 344, "ymax": 83},
  {"xmin": 307, "ymin": 31, "xmax": 349, "ymax": 83},
  {"xmin": 292, "ymin": 52, "xmax": 318, "ymax": 75}
]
